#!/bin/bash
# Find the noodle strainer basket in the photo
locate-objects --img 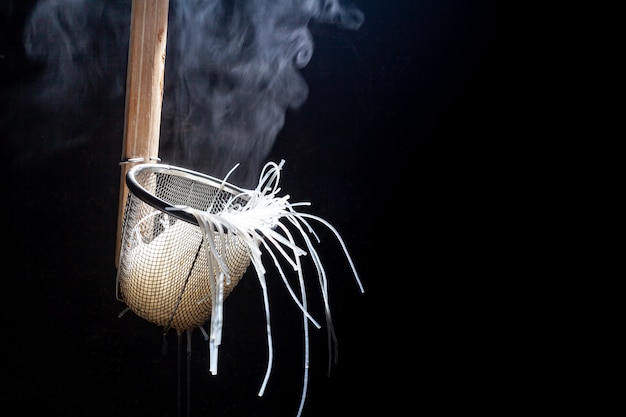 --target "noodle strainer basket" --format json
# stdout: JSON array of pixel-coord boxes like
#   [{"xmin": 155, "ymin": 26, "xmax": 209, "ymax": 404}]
[{"xmin": 115, "ymin": 163, "xmax": 252, "ymax": 333}]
